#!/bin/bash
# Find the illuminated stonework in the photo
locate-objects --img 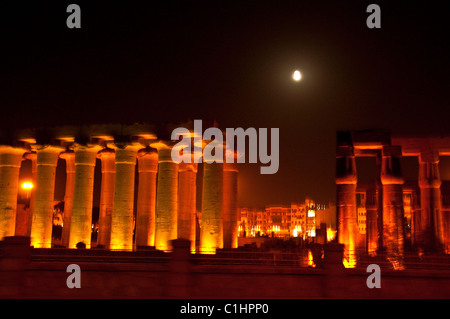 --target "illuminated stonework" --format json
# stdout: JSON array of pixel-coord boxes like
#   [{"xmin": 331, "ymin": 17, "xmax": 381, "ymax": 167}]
[
  {"xmin": 200, "ymin": 162, "xmax": 223, "ymax": 254},
  {"xmin": 0, "ymin": 123, "xmax": 239, "ymax": 254},
  {"xmin": 110, "ymin": 144, "xmax": 141, "ymax": 251},
  {"xmin": 336, "ymin": 130, "xmax": 450, "ymax": 269},
  {"xmin": 30, "ymin": 146, "xmax": 63, "ymax": 248},
  {"xmin": 68, "ymin": 144, "xmax": 102, "ymax": 249},
  {"xmin": 238, "ymin": 200, "xmax": 336, "ymax": 241},
  {"xmin": 136, "ymin": 148, "xmax": 158, "ymax": 247},
  {"xmin": 0, "ymin": 146, "xmax": 26, "ymax": 239},
  {"xmin": 153, "ymin": 143, "xmax": 179, "ymax": 252}
]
